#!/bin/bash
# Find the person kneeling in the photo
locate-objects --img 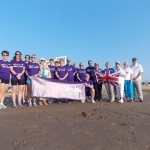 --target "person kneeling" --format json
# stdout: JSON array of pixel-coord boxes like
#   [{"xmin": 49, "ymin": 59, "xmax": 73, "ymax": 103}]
[{"xmin": 84, "ymin": 74, "xmax": 96, "ymax": 103}]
